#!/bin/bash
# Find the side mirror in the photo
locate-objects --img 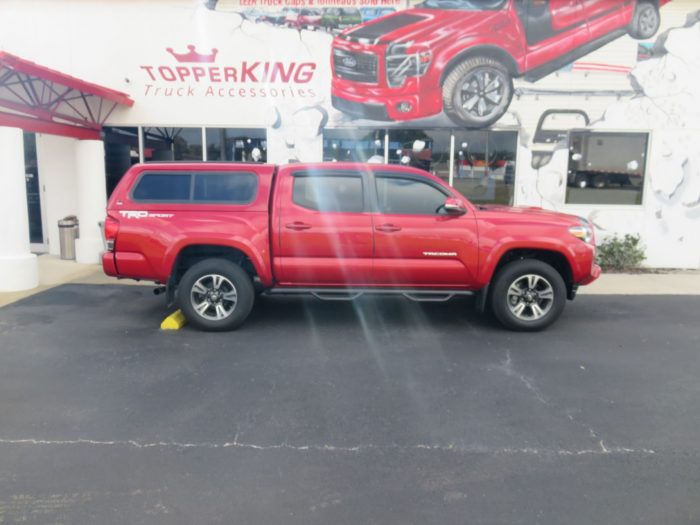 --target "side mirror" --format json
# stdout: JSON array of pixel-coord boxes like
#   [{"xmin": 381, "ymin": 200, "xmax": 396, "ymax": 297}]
[{"xmin": 443, "ymin": 197, "xmax": 467, "ymax": 215}]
